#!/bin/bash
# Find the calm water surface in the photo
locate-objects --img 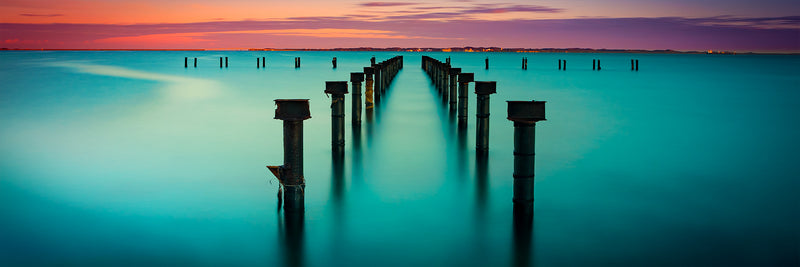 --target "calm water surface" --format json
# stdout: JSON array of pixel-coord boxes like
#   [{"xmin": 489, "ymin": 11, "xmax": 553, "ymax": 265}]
[{"xmin": 1, "ymin": 51, "xmax": 798, "ymax": 266}]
